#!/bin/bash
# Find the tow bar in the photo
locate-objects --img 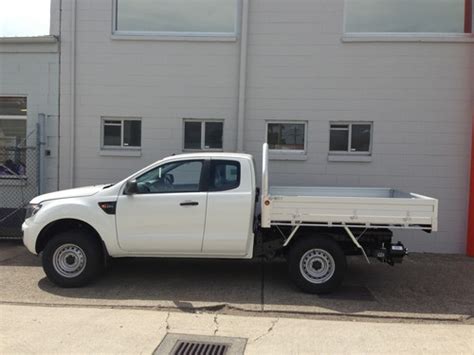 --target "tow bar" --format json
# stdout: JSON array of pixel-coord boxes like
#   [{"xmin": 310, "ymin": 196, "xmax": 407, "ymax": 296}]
[{"xmin": 376, "ymin": 241, "xmax": 408, "ymax": 266}]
